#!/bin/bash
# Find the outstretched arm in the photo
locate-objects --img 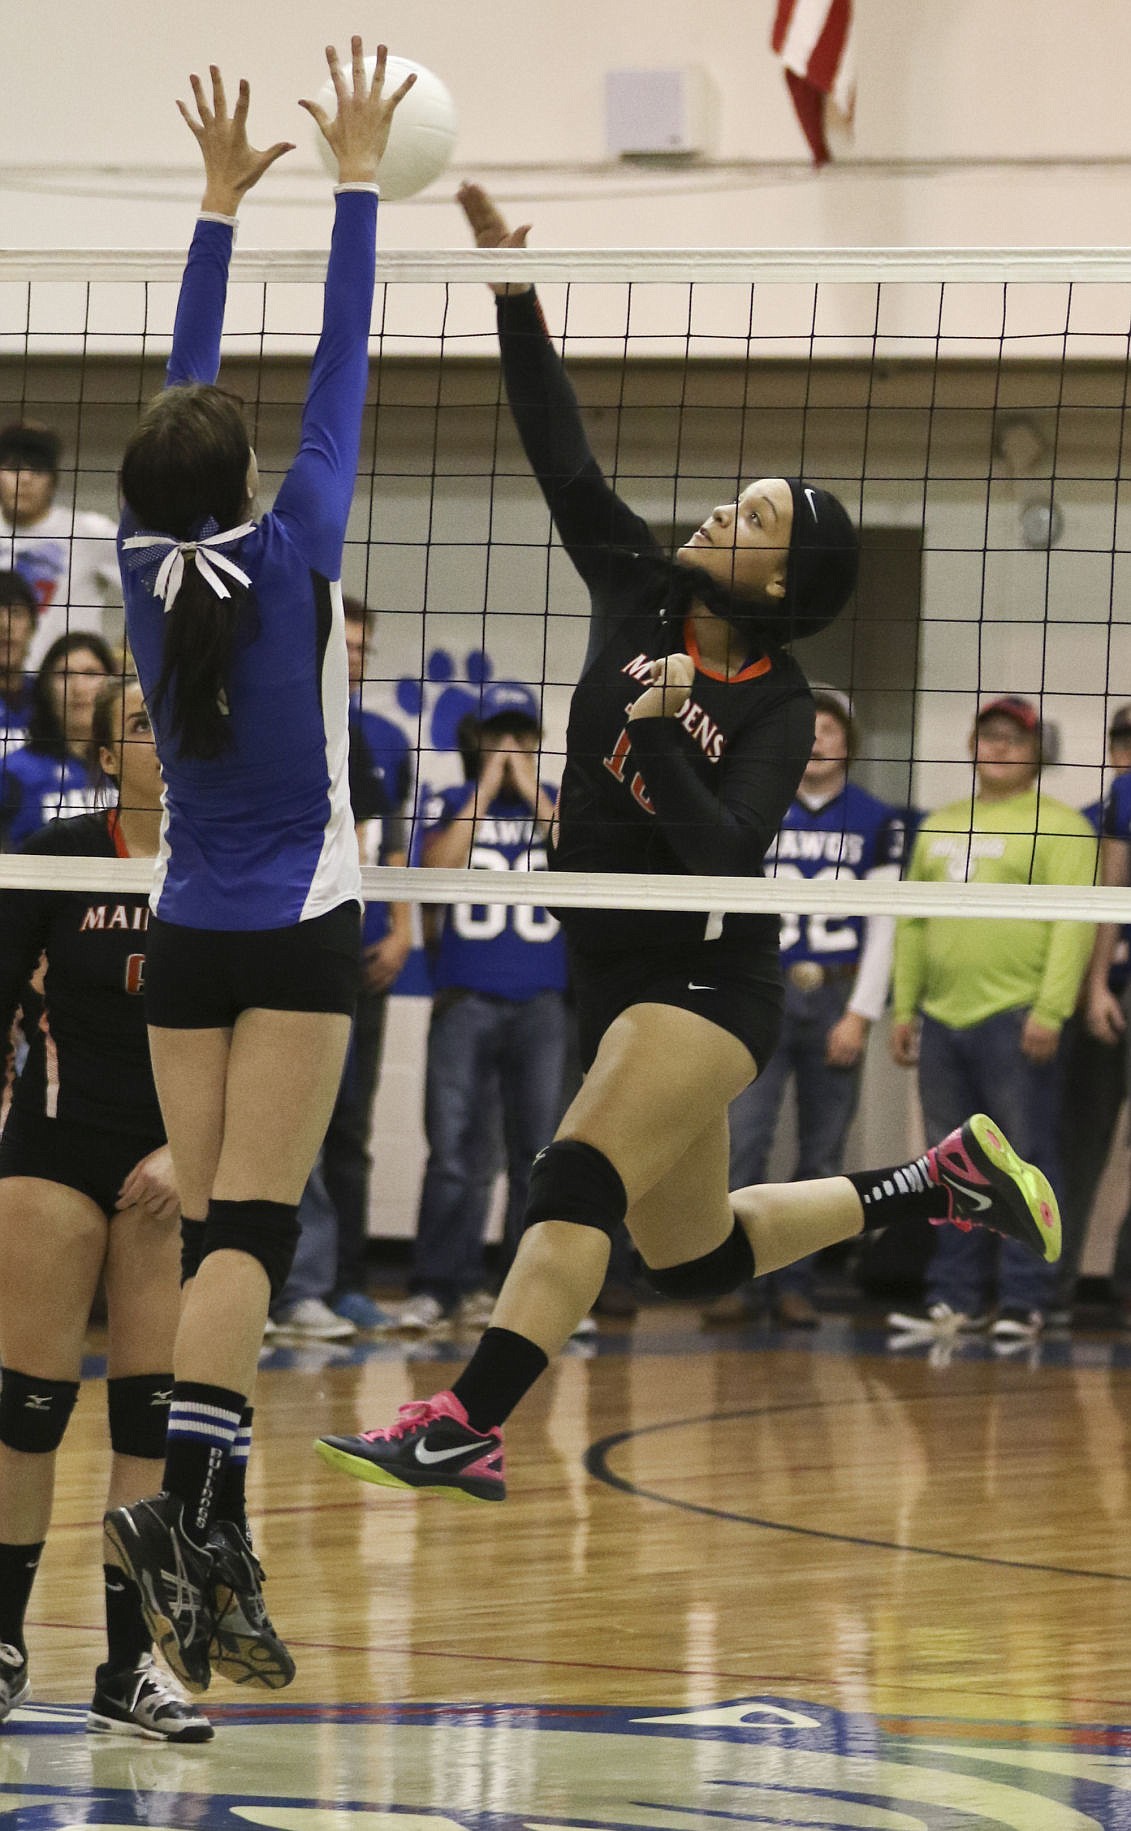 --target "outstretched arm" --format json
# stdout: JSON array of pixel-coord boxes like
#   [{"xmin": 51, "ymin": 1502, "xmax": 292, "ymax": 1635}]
[
  {"xmin": 167, "ymin": 69, "xmax": 293, "ymax": 388},
  {"xmin": 272, "ymin": 40, "xmax": 416, "ymax": 574}
]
